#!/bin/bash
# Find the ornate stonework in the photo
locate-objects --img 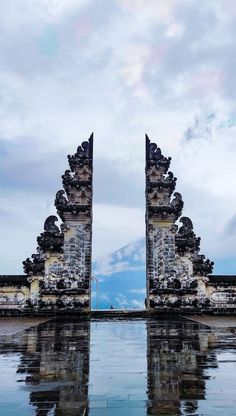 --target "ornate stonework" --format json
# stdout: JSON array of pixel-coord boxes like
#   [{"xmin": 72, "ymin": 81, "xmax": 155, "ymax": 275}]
[
  {"xmin": 1, "ymin": 133, "xmax": 236, "ymax": 315},
  {"xmin": 146, "ymin": 135, "xmax": 216, "ymax": 311},
  {"xmin": 20, "ymin": 134, "xmax": 93, "ymax": 313}
]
